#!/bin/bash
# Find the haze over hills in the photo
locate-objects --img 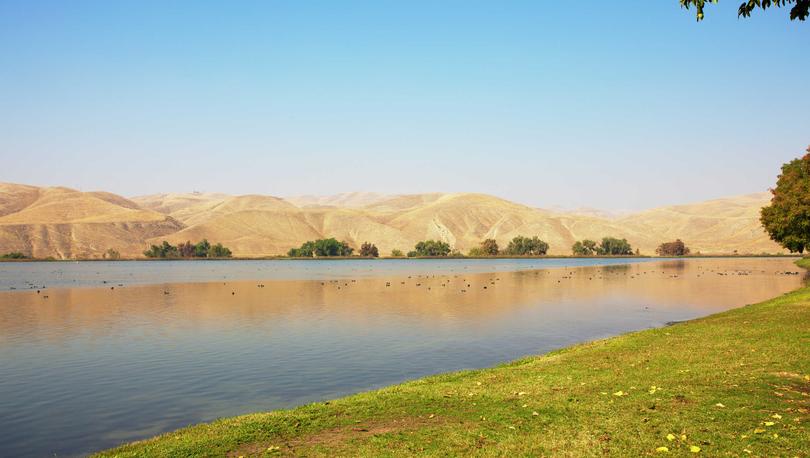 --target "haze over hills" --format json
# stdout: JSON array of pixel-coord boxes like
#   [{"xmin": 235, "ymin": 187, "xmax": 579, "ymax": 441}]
[{"xmin": 0, "ymin": 182, "xmax": 782, "ymax": 259}]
